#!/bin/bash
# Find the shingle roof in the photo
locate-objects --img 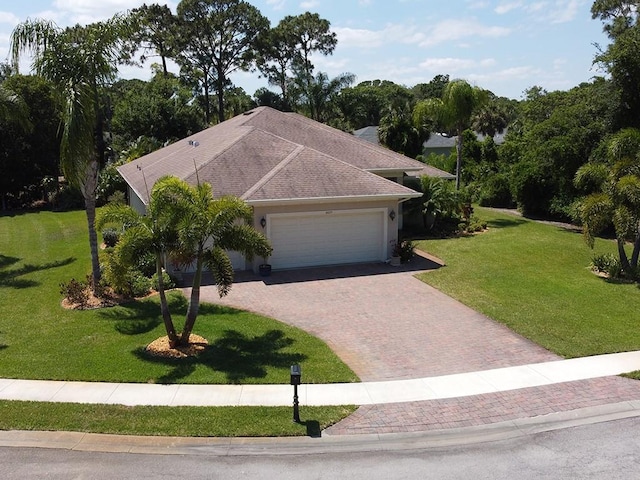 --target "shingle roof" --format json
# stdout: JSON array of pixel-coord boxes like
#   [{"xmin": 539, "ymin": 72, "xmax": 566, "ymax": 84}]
[{"xmin": 118, "ymin": 107, "xmax": 423, "ymax": 205}]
